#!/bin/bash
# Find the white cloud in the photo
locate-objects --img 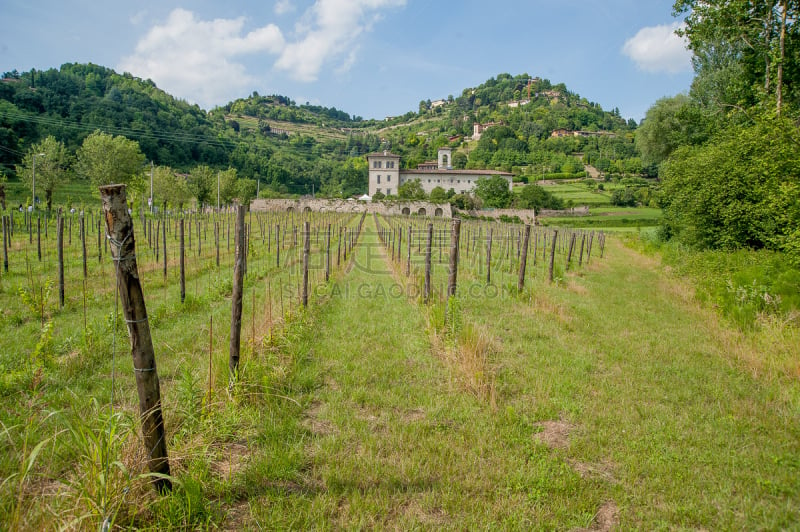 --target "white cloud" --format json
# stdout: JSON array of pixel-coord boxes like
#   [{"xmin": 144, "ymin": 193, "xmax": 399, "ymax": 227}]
[
  {"xmin": 275, "ymin": 0, "xmax": 295, "ymax": 15},
  {"xmin": 275, "ymin": 0, "xmax": 406, "ymax": 82},
  {"xmin": 118, "ymin": 9, "xmax": 284, "ymax": 108},
  {"xmin": 622, "ymin": 22, "xmax": 692, "ymax": 74}
]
